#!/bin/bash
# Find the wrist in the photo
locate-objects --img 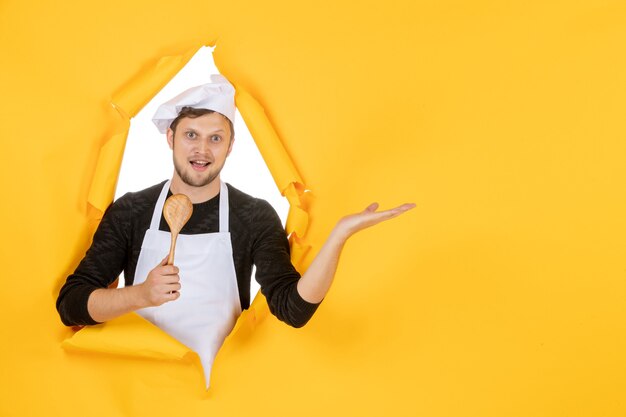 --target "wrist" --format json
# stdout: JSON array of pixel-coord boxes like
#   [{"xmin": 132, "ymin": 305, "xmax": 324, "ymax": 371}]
[
  {"xmin": 127, "ymin": 283, "xmax": 149, "ymax": 309},
  {"xmin": 329, "ymin": 225, "xmax": 350, "ymax": 246}
]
